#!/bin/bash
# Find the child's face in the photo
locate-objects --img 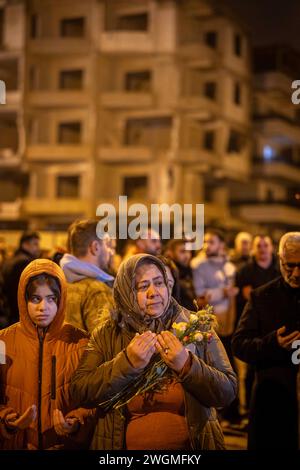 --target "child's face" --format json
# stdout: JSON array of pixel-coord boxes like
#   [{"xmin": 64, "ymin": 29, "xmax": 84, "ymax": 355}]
[{"xmin": 27, "ymin": 284, "xmax": 58, "ymax": 328}]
